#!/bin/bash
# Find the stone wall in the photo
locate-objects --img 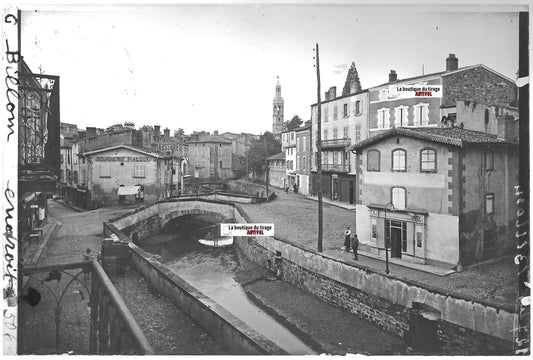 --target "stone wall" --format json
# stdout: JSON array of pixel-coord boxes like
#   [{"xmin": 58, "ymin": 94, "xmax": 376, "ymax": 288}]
[
  {"xmin": 105, "ymin": 200, "xmax": 515, "ymax": 355},
  {"xmin": 442, "ymin": 66, "xmax": 517, "ymax": 108},
  {"xmin": 102, "ymin": 219, "xmax": 288, "ymax": 355},
  {"xmin": 234, "ymin": 233, "xmax": 514, "ymax": 355}
]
